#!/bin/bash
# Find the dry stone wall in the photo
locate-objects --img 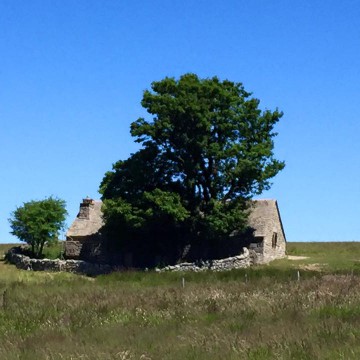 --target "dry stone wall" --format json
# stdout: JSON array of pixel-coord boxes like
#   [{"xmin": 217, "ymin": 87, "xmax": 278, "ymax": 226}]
[
  {"xmin": 6, "ymin": 247, "xmax": 256, "ymax": 275},
  {"xmin": 6, "ymin": 247, "xmax": 111, "ymax": 276},
  {"xmin": 157, "ymin": 247, "xmax": 254, "ymax": 272}
]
